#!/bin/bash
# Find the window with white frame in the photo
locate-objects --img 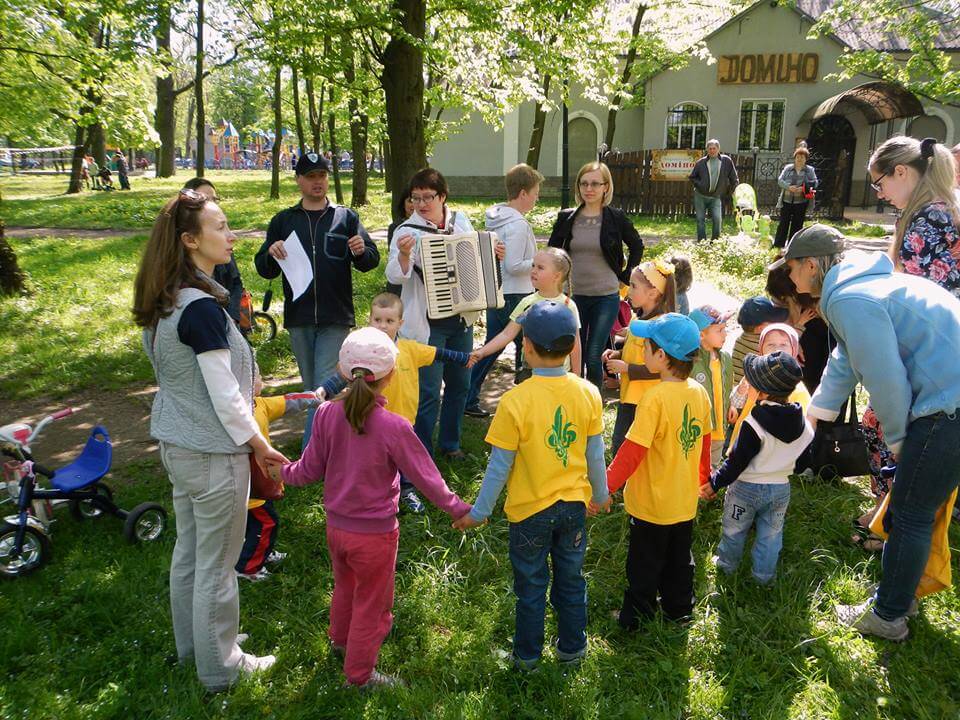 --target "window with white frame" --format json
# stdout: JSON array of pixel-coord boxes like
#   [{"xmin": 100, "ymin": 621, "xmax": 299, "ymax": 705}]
[
  {"xmin": 738, "ymin": 100, "xmax": 785, "ymax": 152},
  {"xmin": 665, "ymin": 102, "xmax": 708, "ymax": 149}
]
